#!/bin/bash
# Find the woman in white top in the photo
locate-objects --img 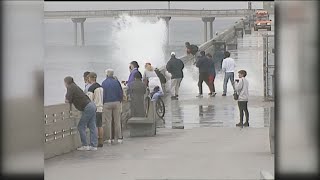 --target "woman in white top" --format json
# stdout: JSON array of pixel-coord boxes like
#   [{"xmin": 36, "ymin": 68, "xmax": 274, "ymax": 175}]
[
  {"xmin": 143, "ymin": 63, "xmax": 163, "ymax": 101},
  {"xmin": 234, "ymin": 70, "xmax": 249, "ymax": 127}
]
